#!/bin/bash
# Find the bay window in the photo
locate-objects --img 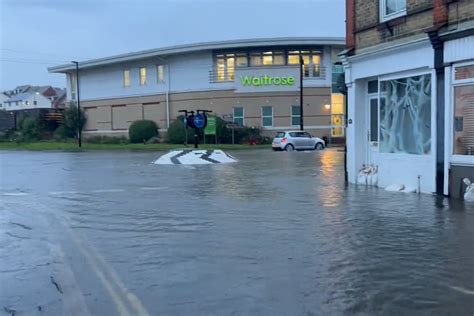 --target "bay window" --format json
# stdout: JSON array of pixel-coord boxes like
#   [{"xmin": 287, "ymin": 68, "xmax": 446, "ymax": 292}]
[{"xmin": 453, "ymin": 64, "xmax": 474, "ymax": 156}]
